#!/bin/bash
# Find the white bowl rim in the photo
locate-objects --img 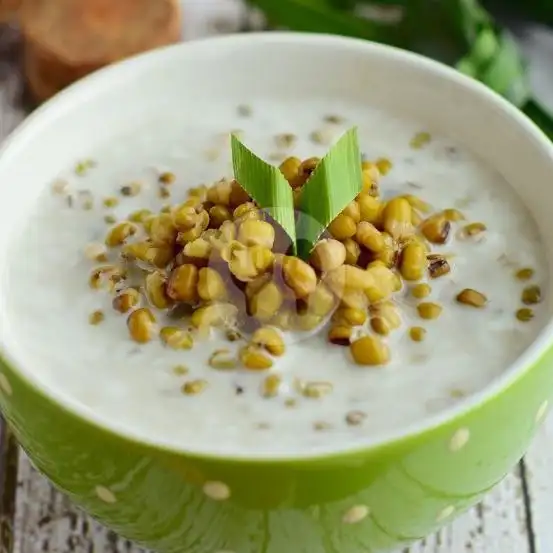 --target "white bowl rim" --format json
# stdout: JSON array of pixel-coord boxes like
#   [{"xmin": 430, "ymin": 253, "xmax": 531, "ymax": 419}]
[{"xmin": 1, "ymin": 31, "xmax": 553, "ymax": 462}]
